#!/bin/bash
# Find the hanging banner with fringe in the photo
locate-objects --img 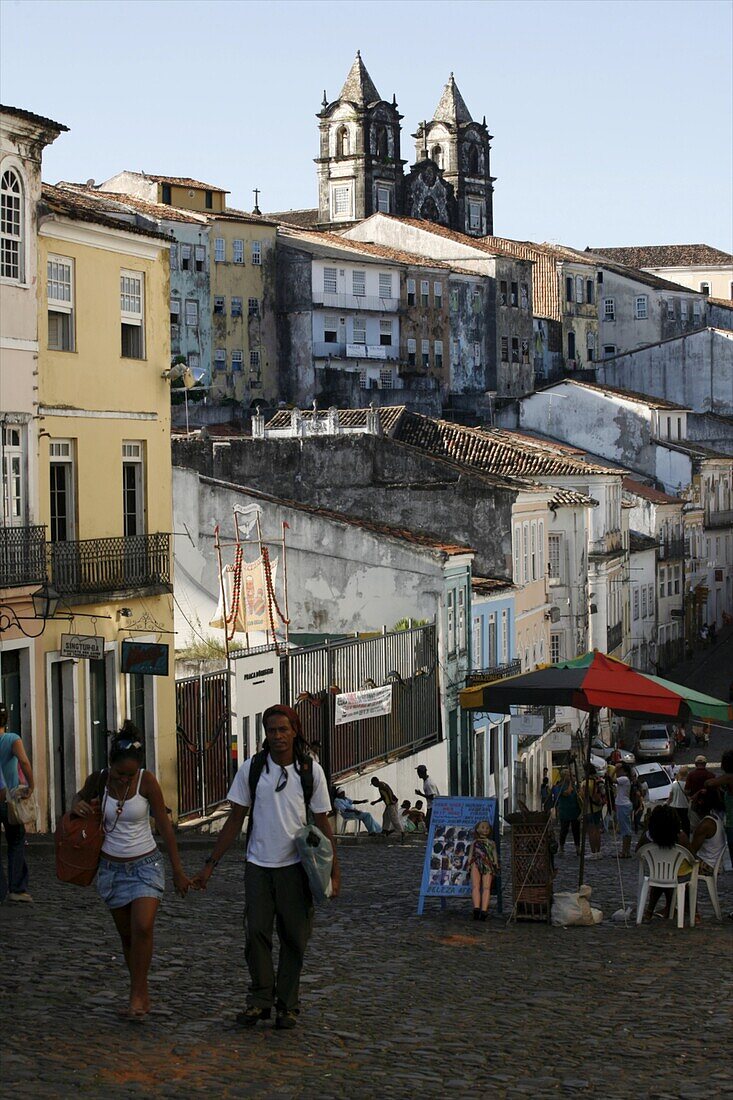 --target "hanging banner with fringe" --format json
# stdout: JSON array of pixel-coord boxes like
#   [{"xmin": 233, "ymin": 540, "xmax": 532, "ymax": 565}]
[{"xmin": 209, "ymin": 555, "xmax": 278, "ymax": 635}]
